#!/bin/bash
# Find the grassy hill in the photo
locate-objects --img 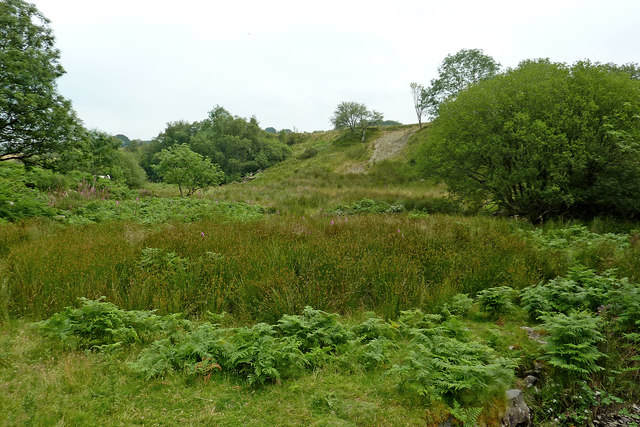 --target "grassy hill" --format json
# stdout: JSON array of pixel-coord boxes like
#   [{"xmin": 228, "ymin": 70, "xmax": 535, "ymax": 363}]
[{"xmin": 149, "ymin": 124, "xmax": 449, "ymax": 215}]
